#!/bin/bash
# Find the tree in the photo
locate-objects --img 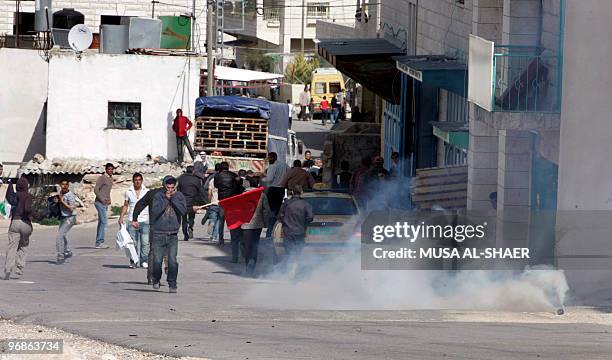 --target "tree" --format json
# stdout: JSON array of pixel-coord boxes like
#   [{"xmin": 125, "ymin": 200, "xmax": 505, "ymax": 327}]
[
  {"xmin": 284, "ymin": 53, "xmax": 320, "ymax": 85},
  {"xmin": 245, "ymin": 50, "xmax": 274, "ymax": 72}
]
